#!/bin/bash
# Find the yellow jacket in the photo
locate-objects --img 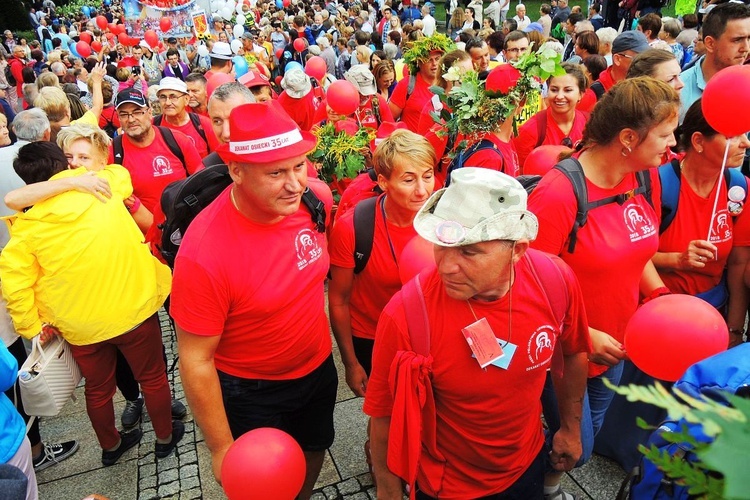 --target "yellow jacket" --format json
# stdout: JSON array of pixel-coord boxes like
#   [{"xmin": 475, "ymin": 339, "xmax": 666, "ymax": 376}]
[{"xmin": 0, "ymin": 165, "xmax": 172, "ymax": 345}]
